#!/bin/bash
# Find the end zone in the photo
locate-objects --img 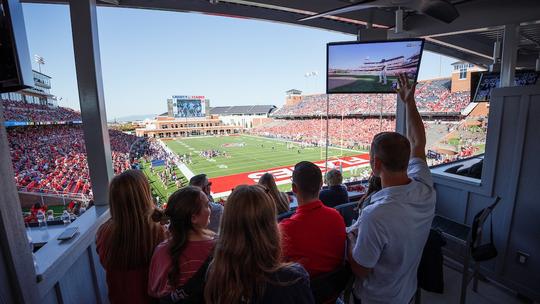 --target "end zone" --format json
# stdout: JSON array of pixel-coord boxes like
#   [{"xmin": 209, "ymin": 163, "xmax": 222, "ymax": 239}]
[{"xmin": 210, "ymin": 153, "xmax": 370, "ymax": 197}]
